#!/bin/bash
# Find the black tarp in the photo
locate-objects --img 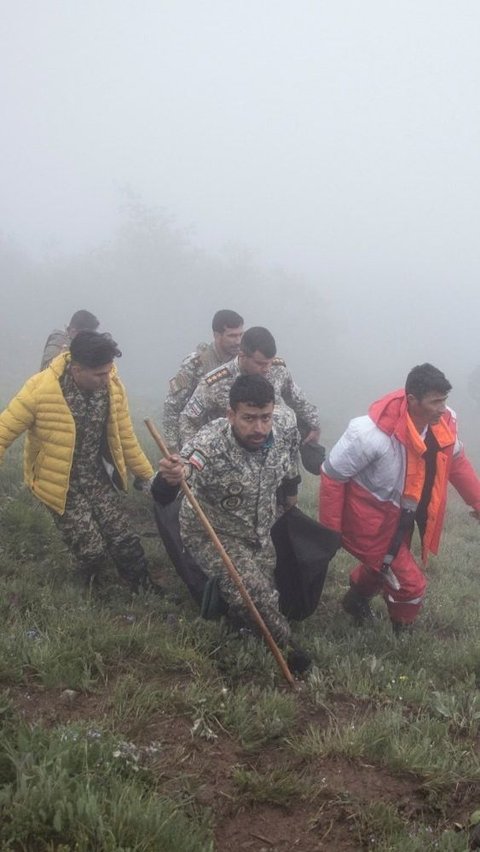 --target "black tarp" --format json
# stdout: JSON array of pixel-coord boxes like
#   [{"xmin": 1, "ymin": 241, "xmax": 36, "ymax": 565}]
[
  {"xmin": 153, "ymin": 497, "xmax": 206, "ymax": 605},
  {"xmin": 153, "ymin": 499, "xmax": 340, "ymax": 621}
]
